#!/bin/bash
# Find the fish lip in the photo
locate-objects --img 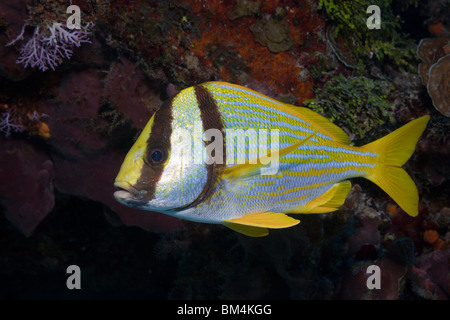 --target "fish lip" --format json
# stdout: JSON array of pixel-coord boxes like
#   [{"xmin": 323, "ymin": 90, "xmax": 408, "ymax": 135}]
[
  {"xmin": 113, "ymin": 181, "xmax": 146, "ymax": 204},
  {"xmin": 114, "ymin": 181, "xmax": 139, "ymax": 194}
]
